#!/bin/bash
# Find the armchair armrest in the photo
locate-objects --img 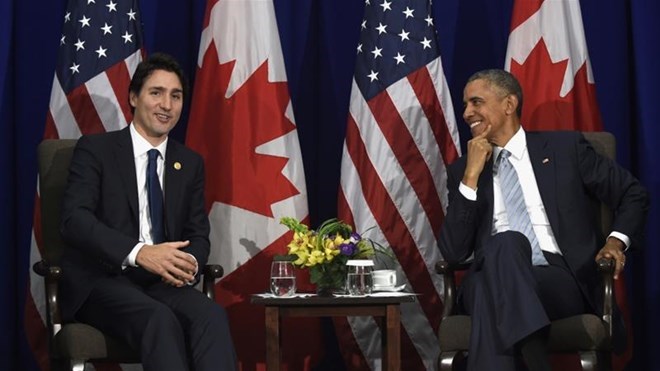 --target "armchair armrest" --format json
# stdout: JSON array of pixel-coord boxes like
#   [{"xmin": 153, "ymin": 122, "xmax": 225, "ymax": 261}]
[
  {"xmin": 32, "ymin": 260, "xmax": 63, "ymax": 337},
  {"xmin": 596, "ymin": 258, "xmax": 615, "ymax": 338},
  {"xmin": 435, "ymin": 260, "xmax": 472, "ymax": 319},
  {"xmin": 202, "ymin": 264, "xmax": 224, "ymax": 301}
]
